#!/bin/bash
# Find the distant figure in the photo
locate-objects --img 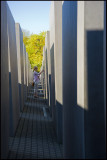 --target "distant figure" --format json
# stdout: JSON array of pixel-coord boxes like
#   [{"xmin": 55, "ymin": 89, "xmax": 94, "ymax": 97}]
[{"xmin": 33, "ymin": 66, "xmax": 44, "ymax": 98}]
